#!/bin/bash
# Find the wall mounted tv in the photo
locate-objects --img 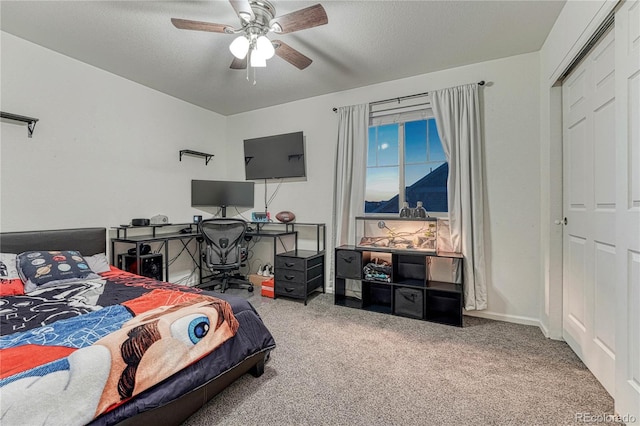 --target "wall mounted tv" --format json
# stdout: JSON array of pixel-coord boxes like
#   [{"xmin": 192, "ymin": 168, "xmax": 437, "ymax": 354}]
[
  {"xmin": 191, "ymin": 179, "xmax": 254, "ymax": 217},
  {"xmin": 243, "ymin": 131, "xmax": 306, "ymax": 180}
]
